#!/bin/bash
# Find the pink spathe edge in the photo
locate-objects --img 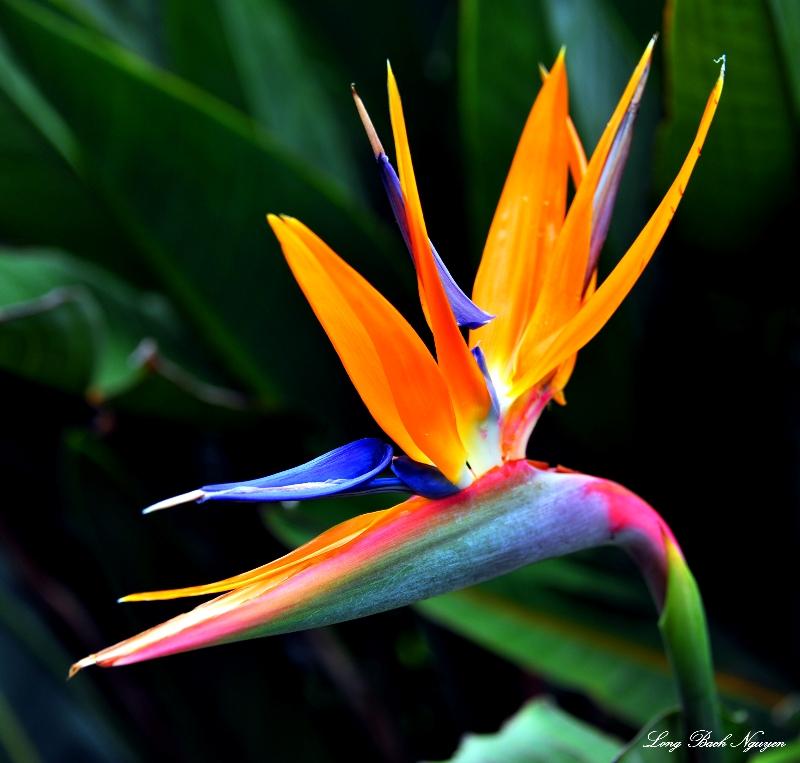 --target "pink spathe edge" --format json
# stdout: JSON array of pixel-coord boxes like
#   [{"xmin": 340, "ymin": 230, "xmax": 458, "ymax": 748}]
[{"xmin": 587, "ymin": 477, "xmax": 680, "ymax": 604}]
